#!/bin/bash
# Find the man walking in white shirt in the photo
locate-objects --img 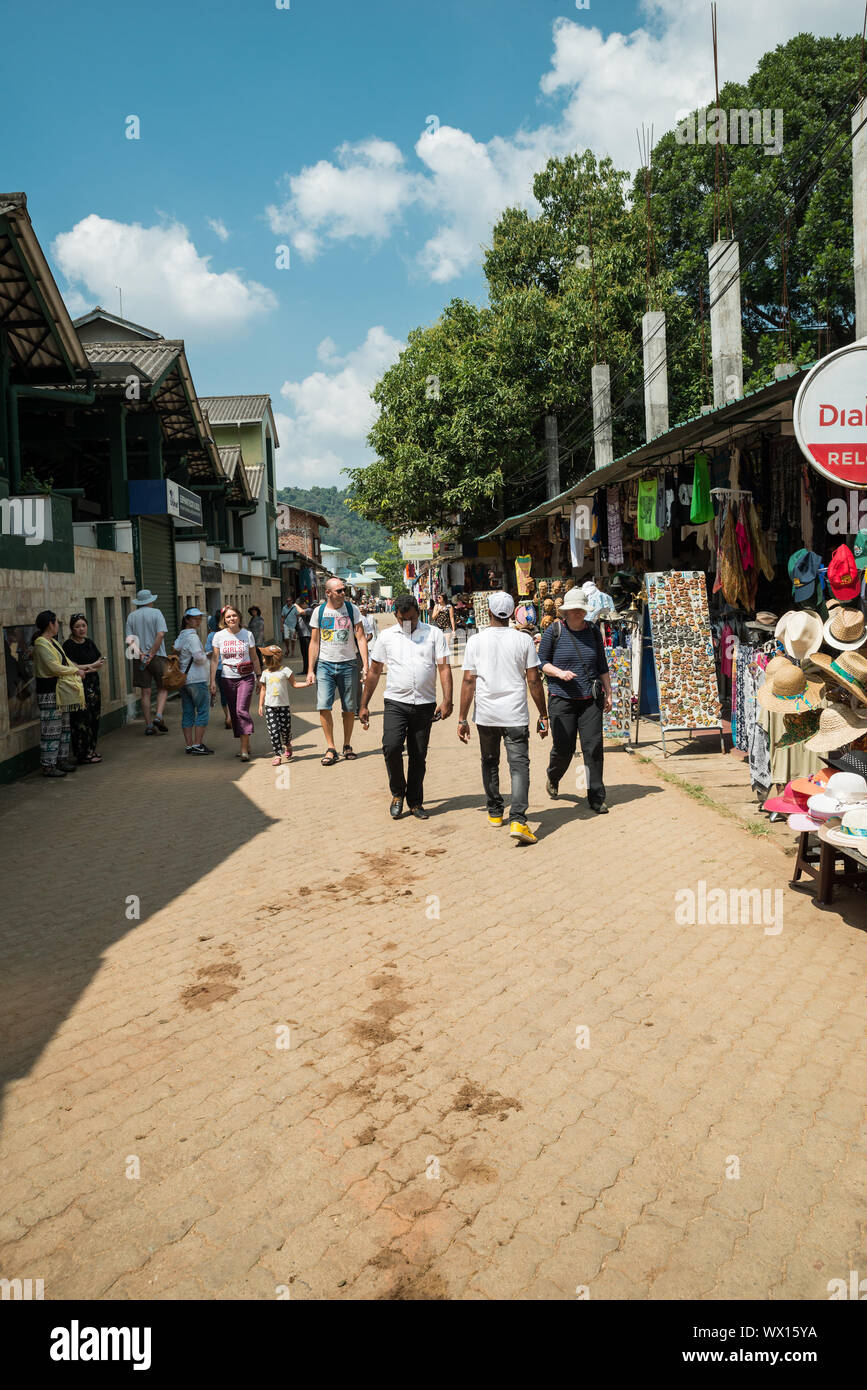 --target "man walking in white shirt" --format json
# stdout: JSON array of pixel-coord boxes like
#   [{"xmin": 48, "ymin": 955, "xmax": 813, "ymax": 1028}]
[
  {"xmin": 458, "ymin": 591, "xmax": 549, "ymax": 843},
  {"xmin": 359, "ymin": 592, "xmax": 453, "ymax": 820}
]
